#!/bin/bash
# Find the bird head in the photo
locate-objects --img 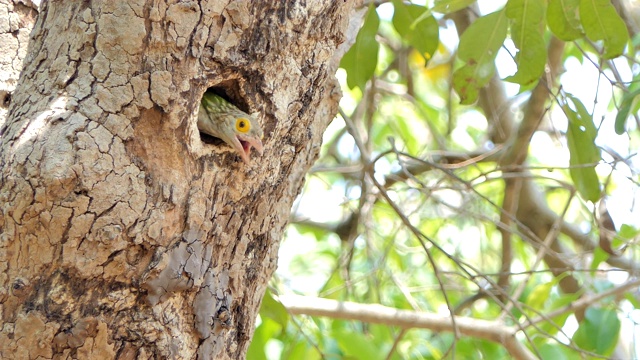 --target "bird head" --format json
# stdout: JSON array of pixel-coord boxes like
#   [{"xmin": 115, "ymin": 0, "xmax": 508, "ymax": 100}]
[{"xmin": 198, "ymin": 92, "xmax": 264, "ymax": 164}]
